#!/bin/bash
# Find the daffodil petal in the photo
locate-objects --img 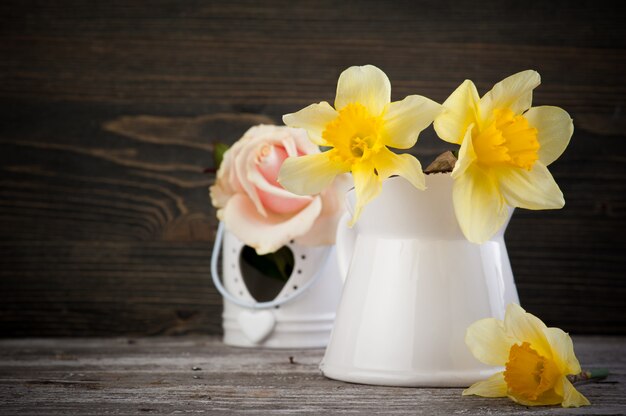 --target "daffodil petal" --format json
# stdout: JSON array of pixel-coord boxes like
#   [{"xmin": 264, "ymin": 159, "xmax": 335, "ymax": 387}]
[
  {"xmin": 504, "ymin": 303, "xmax": 552, "ymax": 358},
  {"xmin": 543, "ymin": 327, "xmax": 582, "ymax": 375},
  {"xmin": 335, "ymin": 65, "xmax": 391, "ymax": 115},
  {"xmin": 524, "ymin": 106, "xmax": 574, "ymax": 166},
  {"xmin": 350, "ymin": 161, "xmax": 381, "ymax": 225},
  {"xmin": 451, "ymin": 124, "xmax": 476, "ymax": 179},
  {"xmin": 465, "ymin": 317, "xmax": 516, "ymax": 366},
  {"xmin": 371, "ymin": 148, "xmax": 425, "ymax": 190},
  {"xmin": 382, "ymin": 95, "xmax": 442, "ymax": 149},
  {"xmin": 496, "ymin": 163, "xmax": 565, "ymax": 210},
  {"xmin": 434, "ymin": 80, "xmax": 480, "ymax": 144},
  {"xmin": 561, "ymin": 377, "xmax": 591, "ymax": 407},
  {"xmin": 462, "ymin": 372, "xmax": 508, "ymax": 397},
  {"xmin": 508, "ymin": 391, "xmax": 563, "ymax": 407},
  {"xmin": 480, "ymin": 70, "xmax": 541, "ymax": 121},
  {"xmin": 452, "ymin": 164, "xmax": 508, "ymax": 244},
  {"xmin": 282, "ymin": 102, "xmax": 338, "ymax": 146},
  {"xmin": 278, "ymin": 152, "xmax": 348, "ymax": 196}
]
